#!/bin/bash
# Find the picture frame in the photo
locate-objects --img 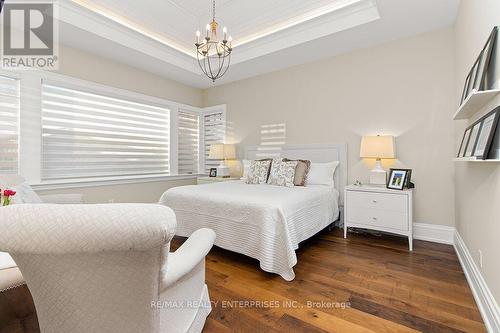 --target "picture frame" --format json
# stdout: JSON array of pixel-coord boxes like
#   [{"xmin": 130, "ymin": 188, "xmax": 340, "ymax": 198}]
[
  {"xmin": 469, "ymin": 57, "xmax": 480, "ymax": 91},
  {"xmin": 209, "ymin": 168, "xmax": 217, "ymax": 177},
  {"xmin": 460, "ymin": 26, "xmax": 498, "ymax": 105},
  {"xmin": 387, "ymin": 169, "xmax": 409, "ymax": 190},
  {"xmin": 470, "ymin": 52, "xmax": 483, "ymax": 91},
  {"xmin": 460, "ymin": 73, "xmax": 471, "ymax": 104},
  {"xmin": 458, "ymin": 127, "xmax": 472, "ymax": 157},
  {"xmin": 473, "ymin": 106, "xmax": 500, "ymax": 159},
  {"xmin": 404, "ymin": 169, "xmax": 413, "ymax": 188},
  {"xmin": 461, "ymin": 62, "xmax": 478, "ymax": 104},
  {"xmin": 464, "ymin": 121, "xmax": 482, "ymax": 157},
  {"xmin": 483, "ymin": 26, "xmax": 499, "ymax": 90}
]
